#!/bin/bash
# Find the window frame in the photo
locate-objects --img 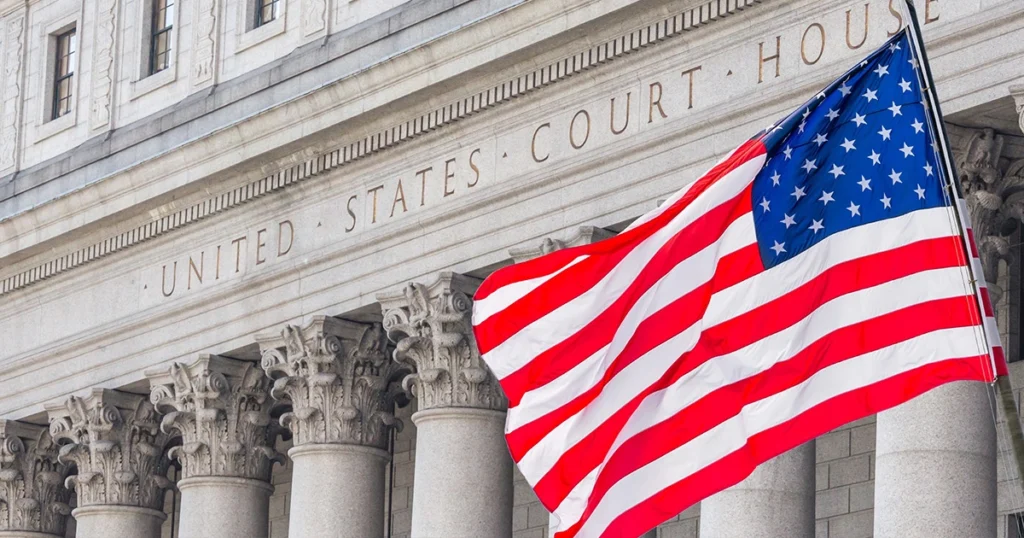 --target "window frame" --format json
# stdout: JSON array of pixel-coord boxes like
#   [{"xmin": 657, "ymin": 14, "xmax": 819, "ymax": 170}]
[
  {"xmin": 254, "ymin": 0, "xmax": 280, "ymax": 28},
  {"xmin": 149, "ymin": 0, "xmax": 174, "ymax": 75},
  {"xmin": 50, "ymin": 27, "xmax": 76, "ymax": 121}
]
